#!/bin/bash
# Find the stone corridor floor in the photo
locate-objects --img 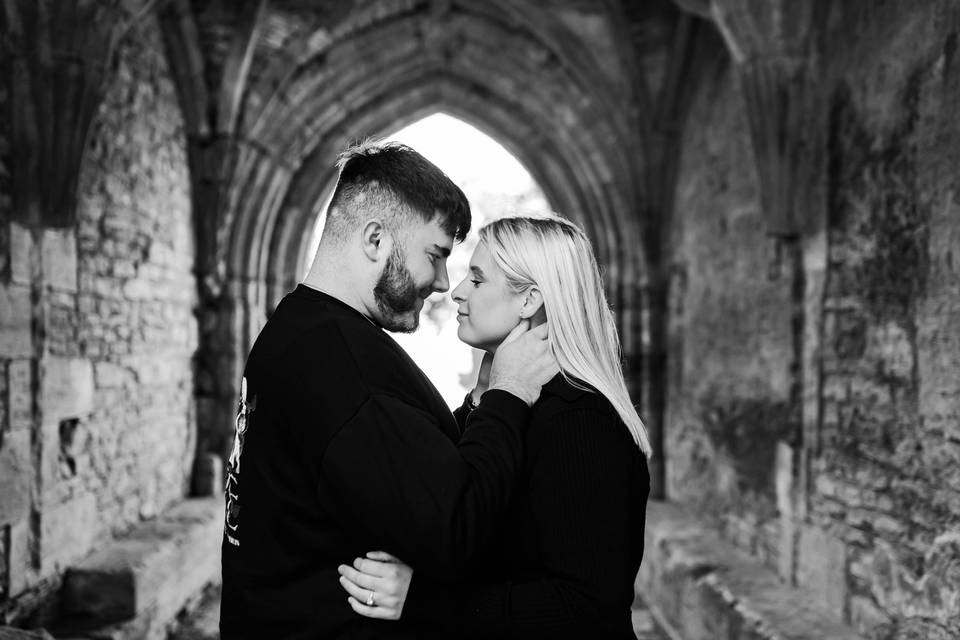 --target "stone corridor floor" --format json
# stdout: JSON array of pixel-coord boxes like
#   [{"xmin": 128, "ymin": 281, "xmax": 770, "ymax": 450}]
[{"xmin": 167, "ymin": 585, "xmax": 671, "ymax": 640}]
